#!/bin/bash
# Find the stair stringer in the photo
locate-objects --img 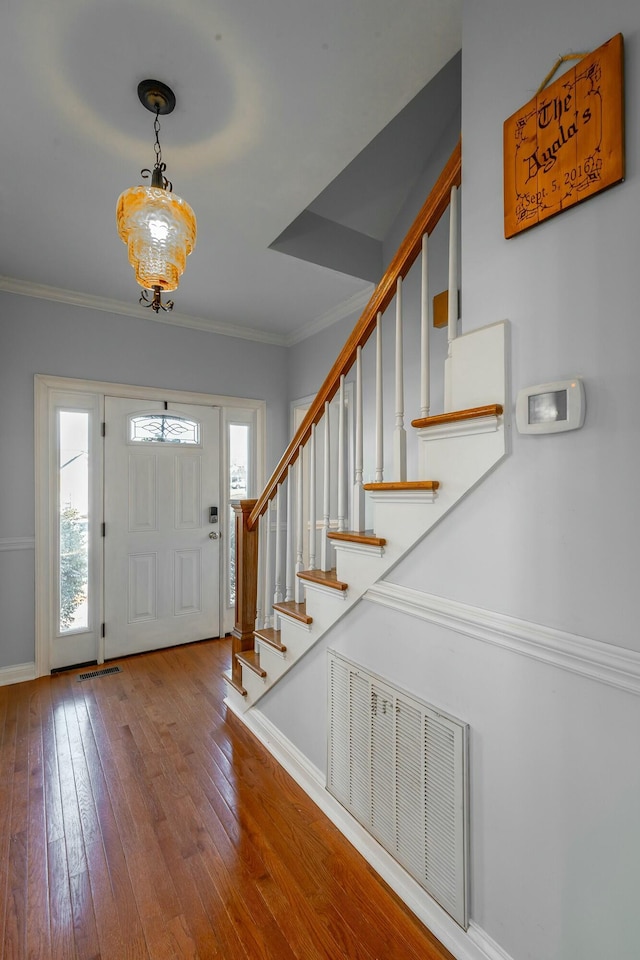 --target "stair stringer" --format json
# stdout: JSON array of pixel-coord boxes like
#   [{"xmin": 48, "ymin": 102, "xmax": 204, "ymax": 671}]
[{"xmin": 225, "ymin": 321, "xmax": 509, "ymax": 713}]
